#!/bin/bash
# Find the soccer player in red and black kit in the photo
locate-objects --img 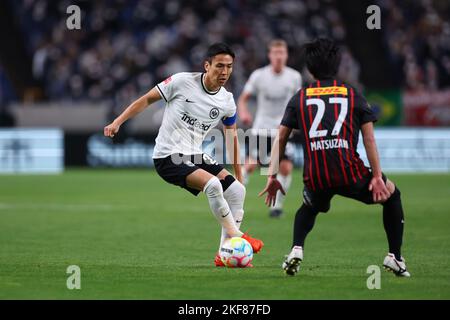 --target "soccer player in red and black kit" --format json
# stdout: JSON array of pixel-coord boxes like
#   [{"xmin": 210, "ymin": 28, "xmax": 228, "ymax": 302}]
[{"xmin": 260, "ymin": 38, "xmax": 410, "ymax": 277}]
